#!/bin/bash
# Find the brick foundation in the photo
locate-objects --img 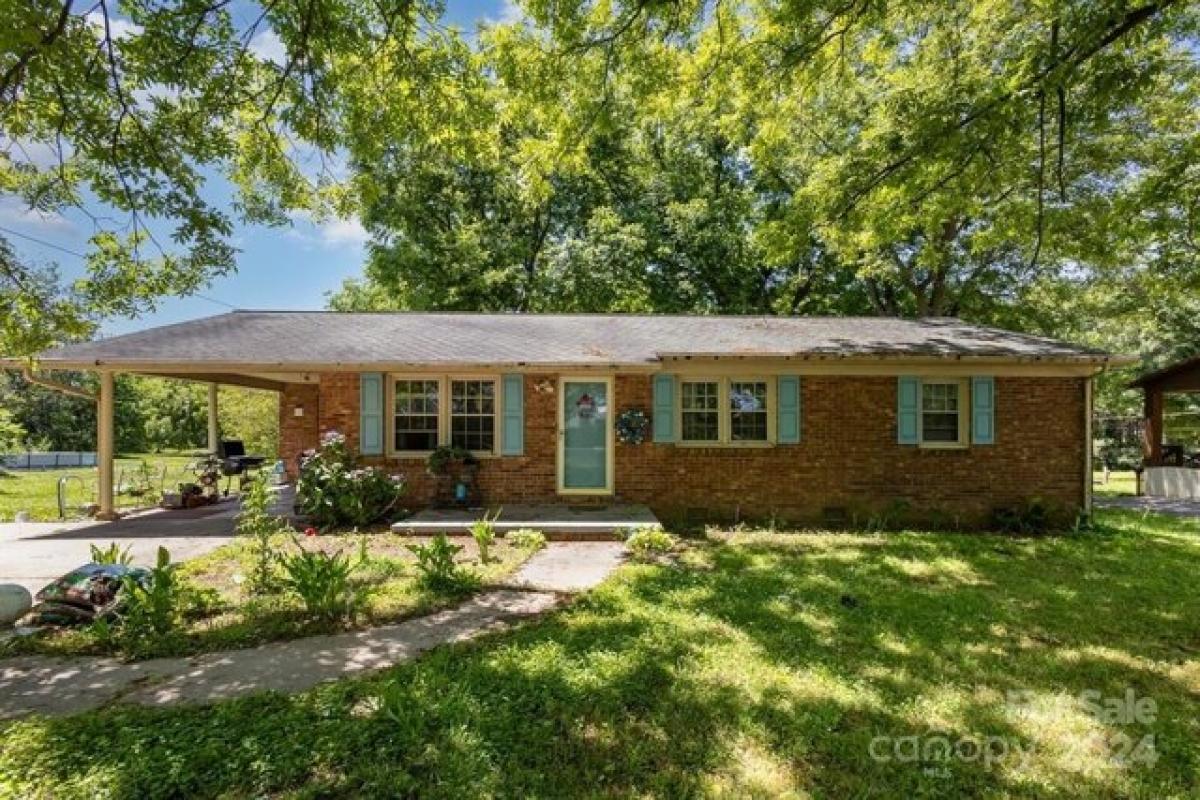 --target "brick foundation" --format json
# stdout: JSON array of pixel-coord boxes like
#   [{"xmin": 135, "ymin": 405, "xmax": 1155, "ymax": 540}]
[{"xmin": 279, "ymin": 371, "xmax": 1087, "ymax": 527}]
